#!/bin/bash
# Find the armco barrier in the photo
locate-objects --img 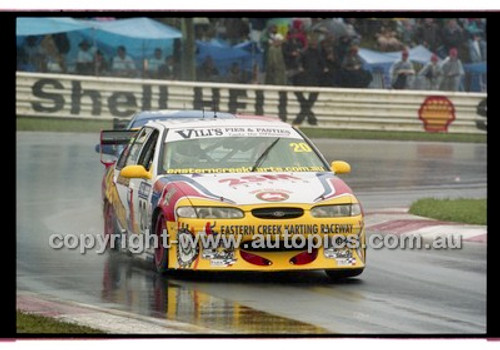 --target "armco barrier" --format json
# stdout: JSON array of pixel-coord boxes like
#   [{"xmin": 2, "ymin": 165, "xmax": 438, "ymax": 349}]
[{"xmin": 16, "ymin": 71, "xmax": 487, "ymax": 134}]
